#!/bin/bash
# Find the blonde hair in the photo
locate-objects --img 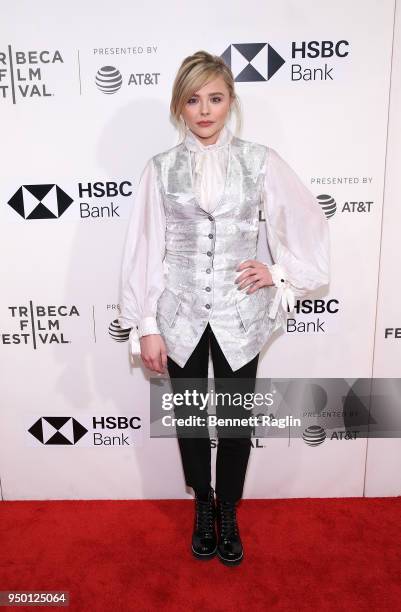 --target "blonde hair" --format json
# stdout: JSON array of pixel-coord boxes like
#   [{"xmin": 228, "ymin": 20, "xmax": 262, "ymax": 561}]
[{"xmin": 170, "ymin": 50, "xmax": 242, "ymax": 141}]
